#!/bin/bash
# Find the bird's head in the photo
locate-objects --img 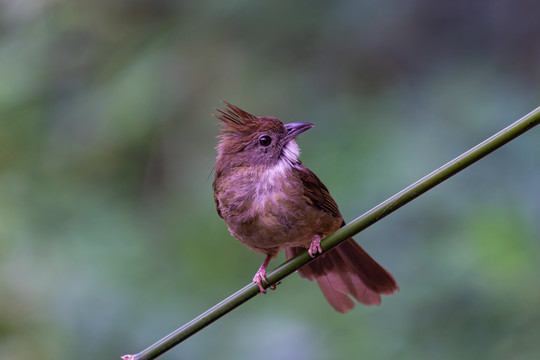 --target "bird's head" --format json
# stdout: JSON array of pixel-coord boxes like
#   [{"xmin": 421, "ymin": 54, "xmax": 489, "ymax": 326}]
[{"xmin": 213, "ymin": 102, "xmax": 313, "ymax": 169}]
